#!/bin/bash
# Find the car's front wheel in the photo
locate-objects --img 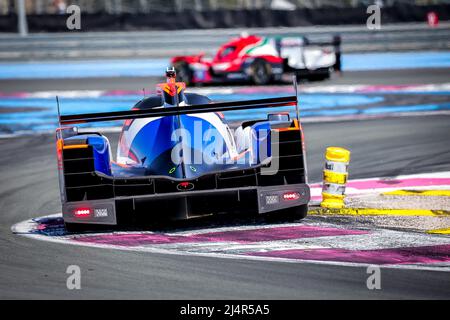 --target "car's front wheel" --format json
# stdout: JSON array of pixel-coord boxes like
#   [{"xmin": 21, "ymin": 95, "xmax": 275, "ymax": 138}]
[{"xmin": 250, "ymin": 59, "xmax": 272, "ymax": 85}]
